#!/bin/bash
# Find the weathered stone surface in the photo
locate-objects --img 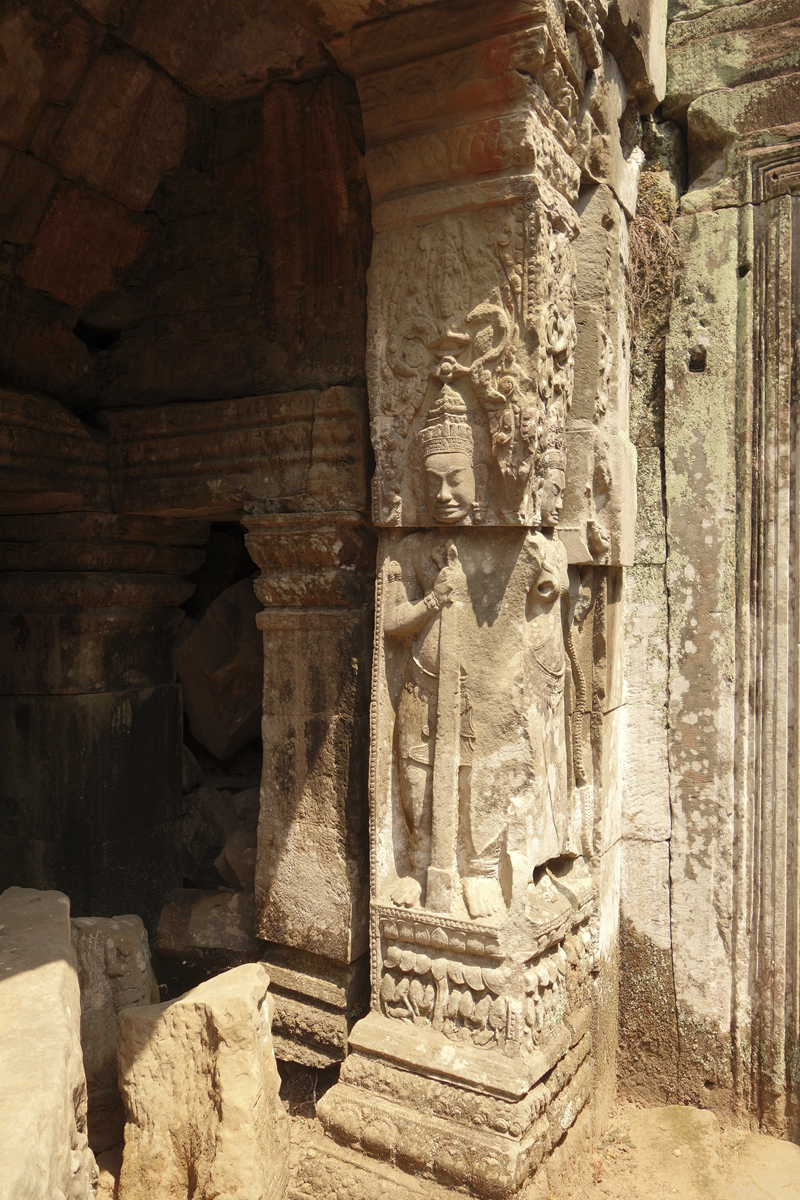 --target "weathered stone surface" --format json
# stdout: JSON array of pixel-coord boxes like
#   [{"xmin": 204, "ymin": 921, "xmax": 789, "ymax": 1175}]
[
  {"xmin": 0, "ymin": 389, "xmax": 109, "ymax": 515},
  {"xmin": 215, "ymin": 815, "xmax": 257, "ymax": 891},
  {"xmin": 619, "ymin": 840, "xmax": 678, "ymax": 1105},
  {"xmin": 182, "ymin": 786, "xmax": 240, "ymax": 885},
  {"xmin": 93, "ymin": 75, "xmax": 370, "ymax": 410},
  {"xmin": 174, "ymin": 578, "xmax": 263, "ymax": 761},
  {"xmin": 243, "ymin": 511, "xmax": 374, "ymax": 1064},
  {"xmin": 664, "ymin": 206, "xmax": 739, "ymax": 1108},
  {"xmin": 48, "ymin": 49, "xmax": 187, "ymax": 211},
  {"xmin": 621, "ymin": 566, "xmax": 670, "ymax": 842},
  {"xmin": 253, "ymin": 602, "xmax": 371, "ymax": 957},
  {"xmin": 602, "ymin": 0, "xmax": 668, "ymax": 111},
  {"xmin": 105, "ymin": 387, "xmax": 368, "ymax": 517},
  {"xmin": 0, "ymin": 283, "xmax": 94, "ymax": 401},
  {"xmin": 19, "ymin": 184, "xmax": 151, "ymax": 310},
  {"xmin": 117, "ymin": 963, "xmax": 289, "ymax": 1200},
  {"xmin": 0, "ymin": 512, "xmax": 207, "ymax": 579},
  {"xmin": 118, "ymin": 0, "xmax": 325, "ymax": 98},
  {"xmin": 0, "ymin": 887, "xmax": 96, "ymax": 1200},
  {"xmin": 153, "ymin": 888, "xmax": 263, "ymax": 992},
  {"xmin": 75, "ymin": 0, "xmax": 124, "ymax": 22},
  {"xmin": 0, "ymin": 513, "xmax": 204, "ymax": 695},
  {"xmin": 0, "ymin": 513, "xmax": 199, "ymax": 925},
  {"xmin": 264, "ymin": 945, "xmax": 369, "ymax": 1068},
  {"xmin": 0, "ymin": 1, "xmax": 98, "ymax": 151},
  {"xmin": 666, "ymin": 0, "xmax": 800, "ymax": 120},
  {"xmin": 0, "ymin": 687, "xmax": 184, "ymax": 929},
  {"xmin": 0, "ymin": 147, "xmax": 57, "ymax": 245},
  {"xmin": 71, "ymin": 915, "xmax": 155, "ymax": 1154}
]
